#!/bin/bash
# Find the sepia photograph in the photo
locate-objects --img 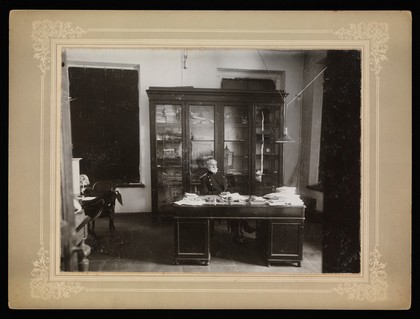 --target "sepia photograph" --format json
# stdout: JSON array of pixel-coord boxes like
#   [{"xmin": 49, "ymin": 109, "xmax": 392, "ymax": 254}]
[
  {"xmin": 61, "ymin": 48, "xmax": 360, "ymax": 275},
  {"xmin": 9, "ymin": 10, "xmax": 411, "ymax": 309}
]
